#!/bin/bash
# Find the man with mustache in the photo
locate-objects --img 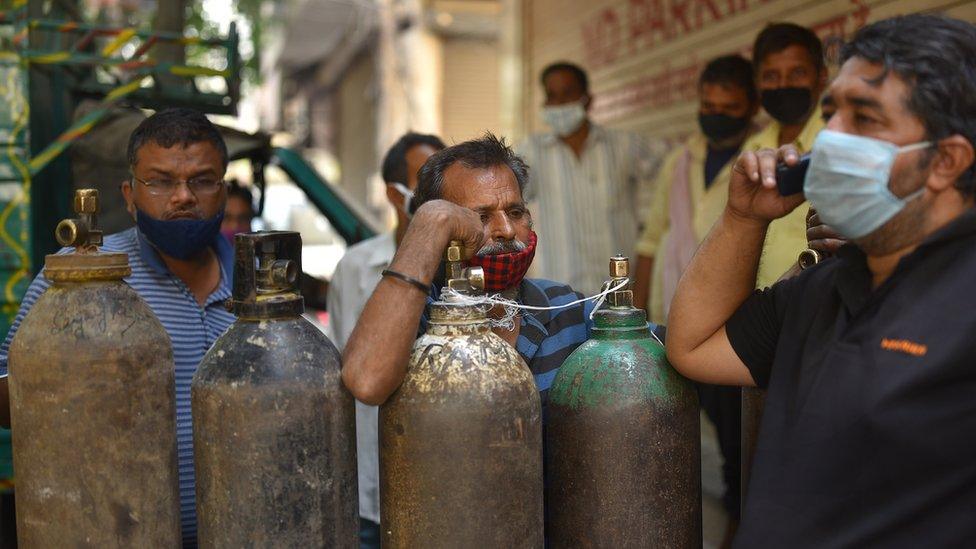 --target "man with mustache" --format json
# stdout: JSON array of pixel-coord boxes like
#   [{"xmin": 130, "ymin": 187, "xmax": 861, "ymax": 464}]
[
  {"xmin": 0, "ymin": 108, "xmax": 234, "ymax": 547},
  {"xmin": 343, "ymin": 132, "xmax": 660, "ymax": 418}
]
